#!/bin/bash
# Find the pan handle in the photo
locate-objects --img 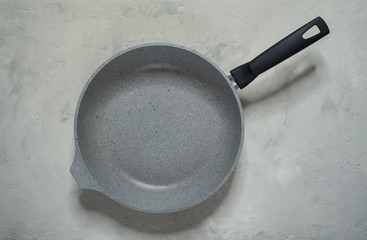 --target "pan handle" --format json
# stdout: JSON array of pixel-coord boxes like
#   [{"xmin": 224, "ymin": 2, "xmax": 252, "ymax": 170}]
[{"xmin": 230, "ymin": 17, "xmax": 330, "ymax": 89}]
